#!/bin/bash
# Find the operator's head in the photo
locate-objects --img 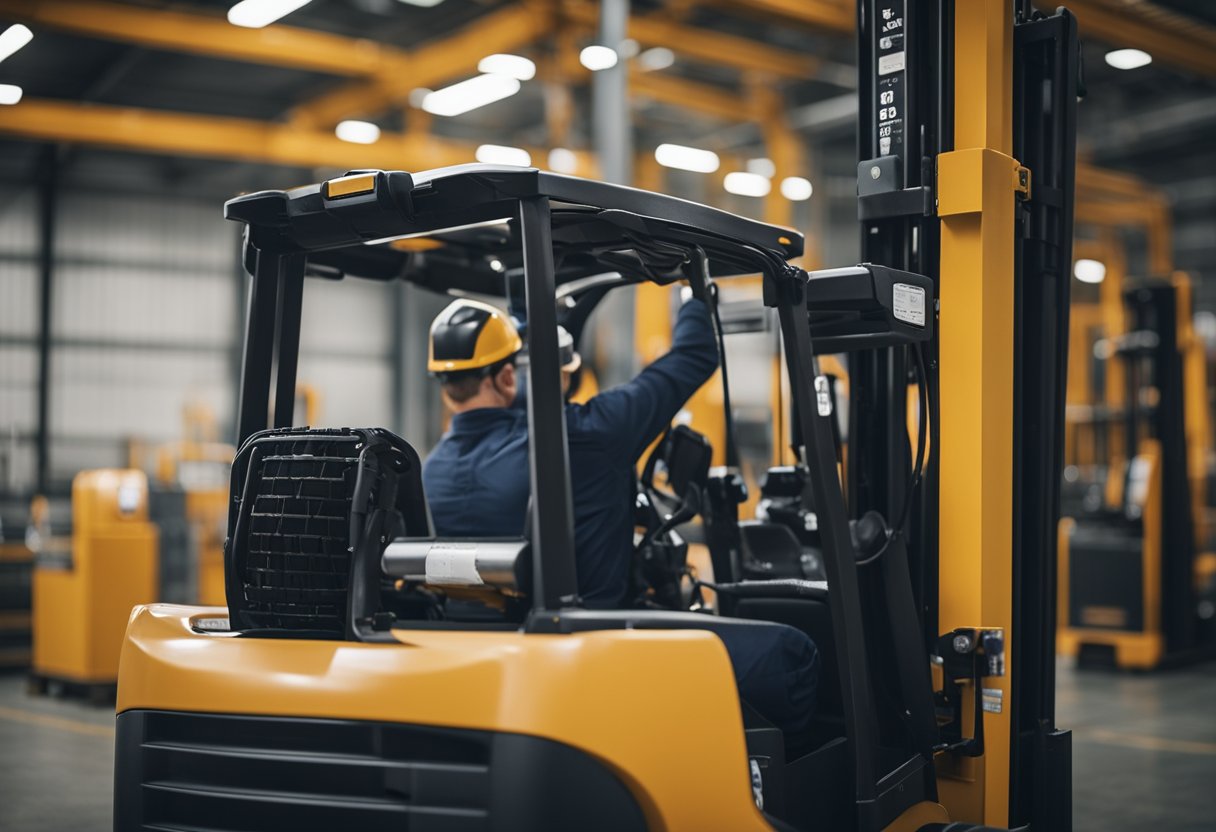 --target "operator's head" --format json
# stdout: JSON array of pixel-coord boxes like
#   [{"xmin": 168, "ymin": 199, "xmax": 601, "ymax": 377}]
[{"xmin": 429, "ymin": 299, "xmax": 522, "ymax": 412}]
